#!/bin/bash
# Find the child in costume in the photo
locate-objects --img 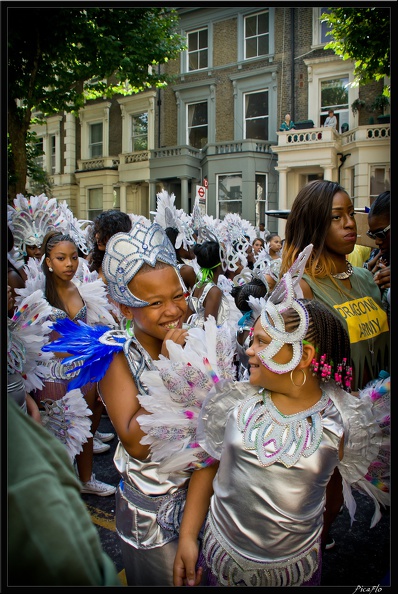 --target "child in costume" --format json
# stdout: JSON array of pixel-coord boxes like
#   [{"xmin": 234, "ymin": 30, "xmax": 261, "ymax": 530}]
[
  {"xmin": 171, "ymin": 247, "xmax": 389, "ymax": 587},
  {"xmin": 43, "ymin": 220, "xmax": 223, "ymax": 586}
]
